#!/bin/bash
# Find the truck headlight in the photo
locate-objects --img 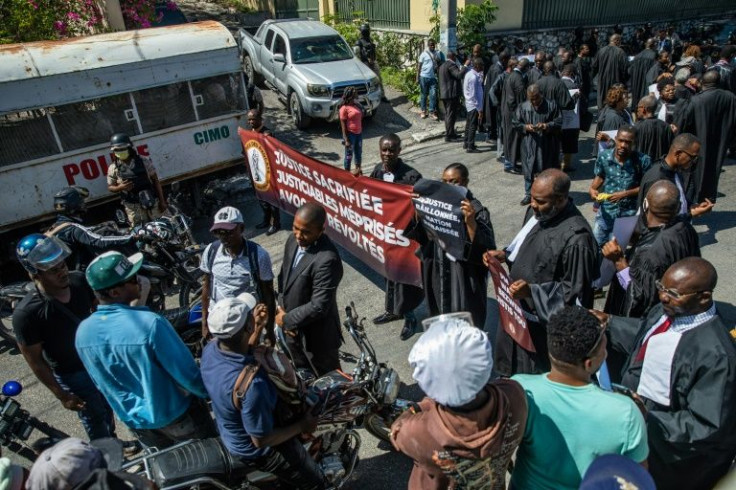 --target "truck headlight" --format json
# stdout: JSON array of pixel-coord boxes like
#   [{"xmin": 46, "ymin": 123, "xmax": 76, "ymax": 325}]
[
  {"xmin": 307, "ymin": 84, "xmax": 330, "ymax": 97},
  {"xmin": 368, "ymin": 77, "xmax": 380, "ymax": 93}
]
